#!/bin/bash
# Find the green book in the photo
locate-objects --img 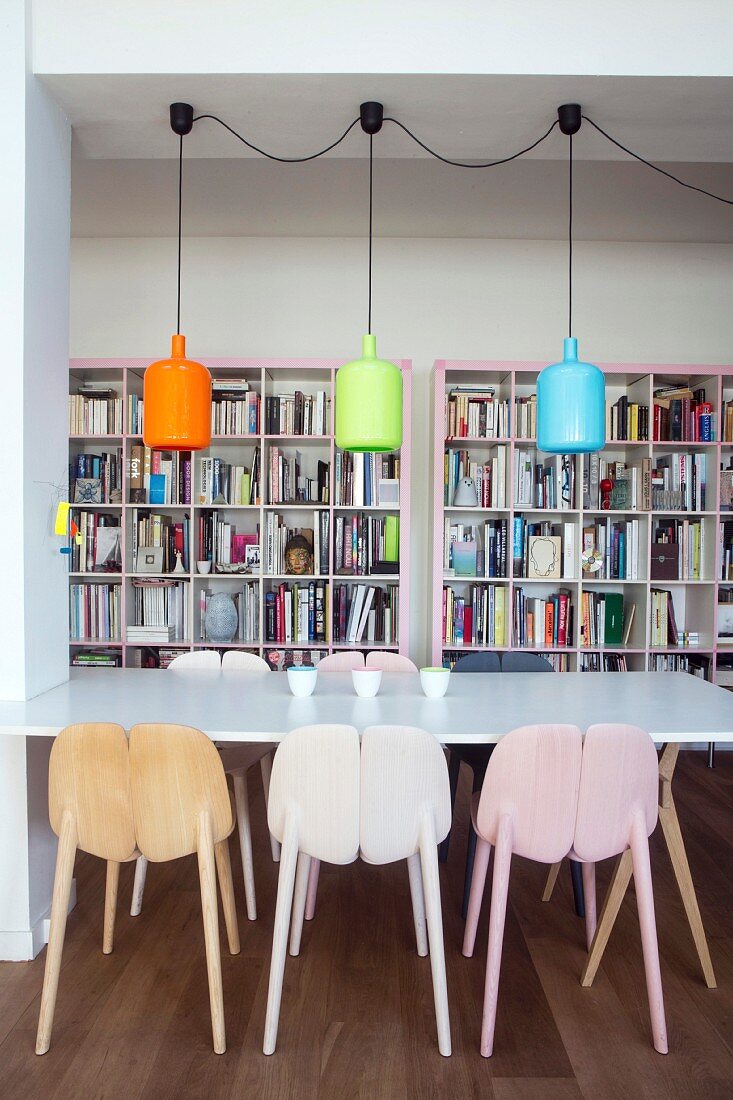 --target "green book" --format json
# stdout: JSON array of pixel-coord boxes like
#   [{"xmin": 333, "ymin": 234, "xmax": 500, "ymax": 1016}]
[
  {"xmin": 604, "ymin": 593, "xmax": 625, "ymax": 645},
  {"xmin": 384, "ymin": 516, "xmax": 400, "ymax": 563}
]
